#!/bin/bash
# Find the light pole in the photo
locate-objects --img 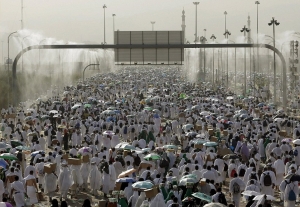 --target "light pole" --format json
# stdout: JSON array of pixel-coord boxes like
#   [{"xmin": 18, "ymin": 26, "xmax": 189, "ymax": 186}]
[
  {"xmin": 112, "ymin": 14, "xmax": 116, "ymax": 33},
  {"xmin": 255, "ymin": 1, "xmax": 260, "ymax": 72},
  {"xmin": 103, "ymin": 4, "xmax": 107, "ymax": 44},
  {"xmin": 39, "ymin": 39, "xmax": 47, "ymax": 69},
  {"xmin": 193, "ymin": 2, "xmax": 199, "ymax": 43},
  {"xmin": 22, "ymin": 35, "xmax": 31, "ymax": 73},
  {"xmin": 200, "ymin": 35, "xmax": 207, "ymax": 81},
  {"xmin": 210, "ymin": 34, "xmax": 216, "ymax": 87},
  {"xmin": 8, "ymin": 31, "xmax": 18, "ymax": 106},
  {"xmin": 151, "ymin": 21, "xmax": 155, "ymax": 31},
  {"xmin": 241, "ymin": 25, "xmax": 250, "ymax": 96},
  {"xmin": 228, "ymin": 39, "xmax": 237, "ymax": 93},
  {"xmin": 224, "ymin": 11, "xmax": 227, "ymax": 32},
  {"xmin": 224, "ymin": 29, "xmax": 231, "ymax": 87},
  {"xmin": 268, "ymin": 17, "xmax": 280, "ymax": 103}
]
